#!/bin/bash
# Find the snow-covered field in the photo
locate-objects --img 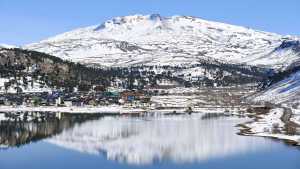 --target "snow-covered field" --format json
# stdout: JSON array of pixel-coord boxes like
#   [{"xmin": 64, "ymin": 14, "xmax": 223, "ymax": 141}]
[
  {"xmin": 0, "ymin": 77, "xmax": 52, "ymax": 94},
  {"xmin": 242, "ymin": 108, "xmax": 300, "ymax": 145},
  {"xmin": 246, "ymin": 108, "xmax": 285, "ymax": 134}
]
